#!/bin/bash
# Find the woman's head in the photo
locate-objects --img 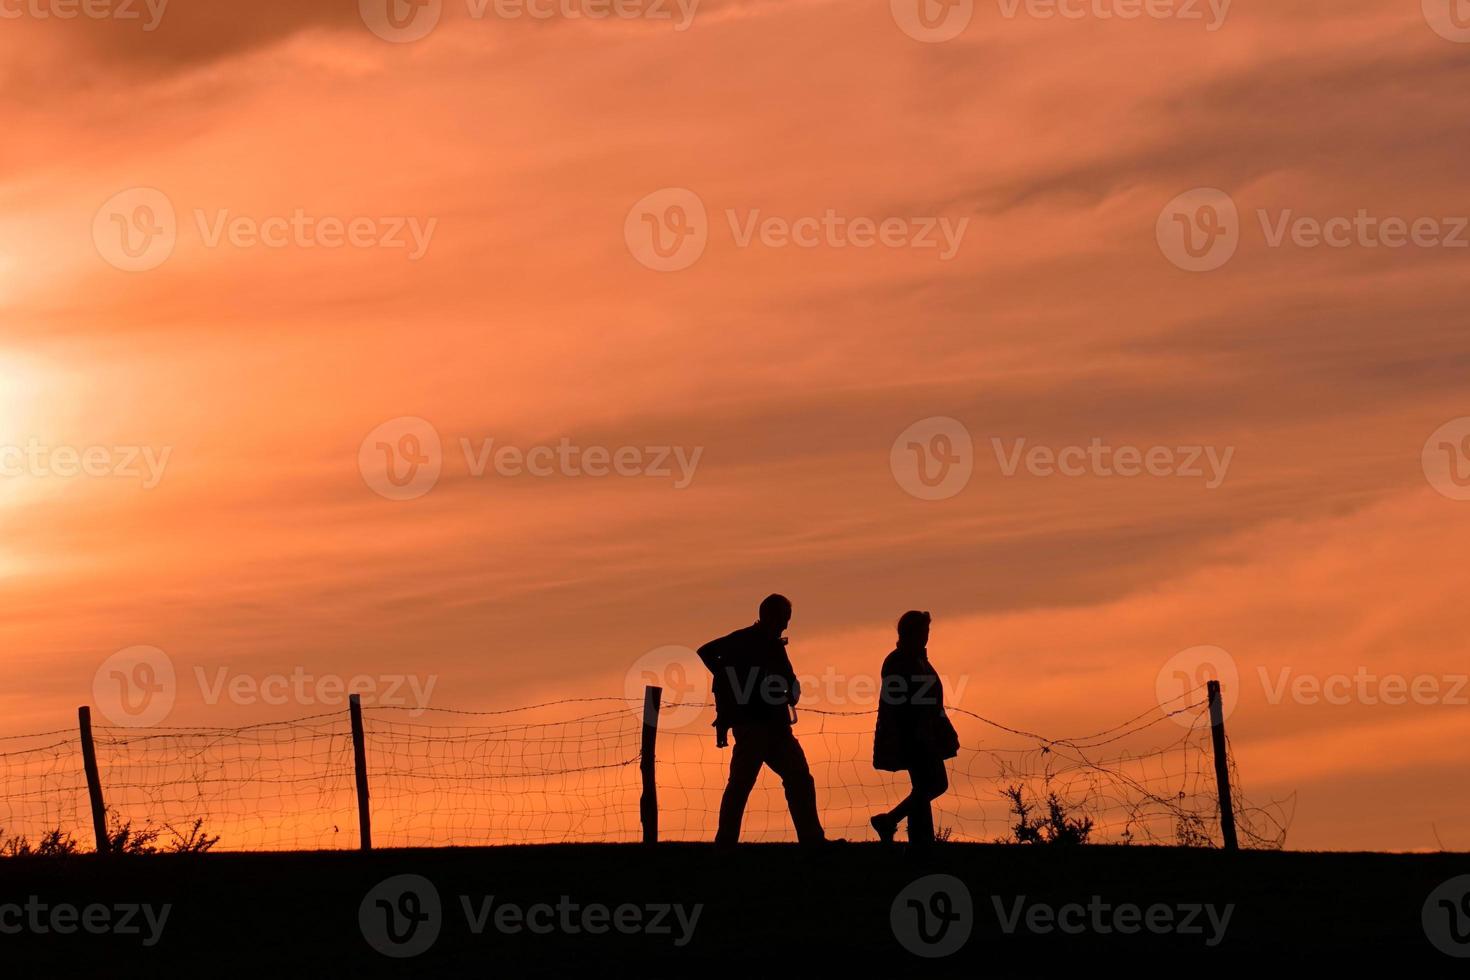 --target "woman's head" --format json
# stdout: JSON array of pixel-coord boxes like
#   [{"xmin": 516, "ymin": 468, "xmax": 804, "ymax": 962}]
[{"xmin": 896, "ymin": 610, "xmax": 931, "ymax": 648}]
